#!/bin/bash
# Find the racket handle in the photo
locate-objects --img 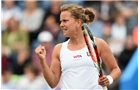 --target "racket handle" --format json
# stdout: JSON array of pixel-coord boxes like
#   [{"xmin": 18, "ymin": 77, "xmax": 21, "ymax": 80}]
[
  {"xmin": 99, "ymin": 70, "xmax": 103, "ymax": 77},
  {"xmin": 103, "ymin": 86, "xmax": 108, "ymax": 90}
]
